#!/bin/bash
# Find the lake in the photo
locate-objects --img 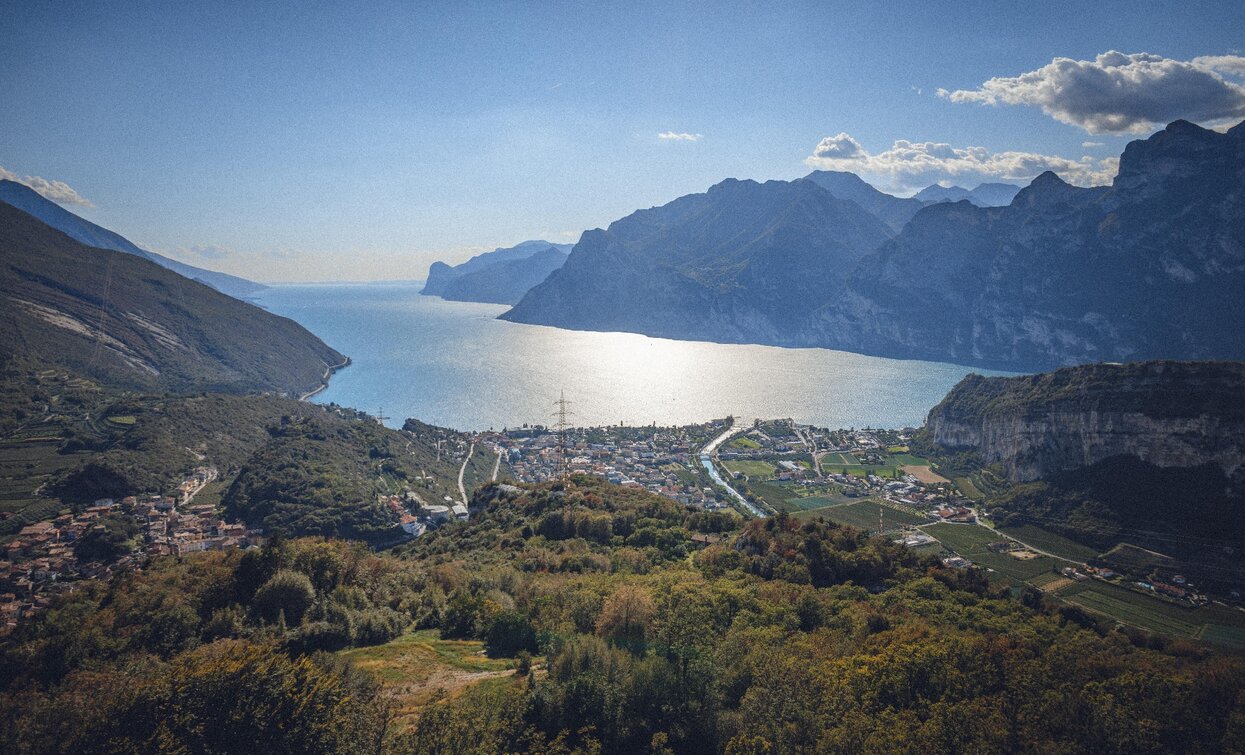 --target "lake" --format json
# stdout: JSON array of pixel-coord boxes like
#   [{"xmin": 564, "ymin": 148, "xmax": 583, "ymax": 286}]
[{"xmin": 256, "ymin": 282, "xmax": 1010, "ymax": 431}]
